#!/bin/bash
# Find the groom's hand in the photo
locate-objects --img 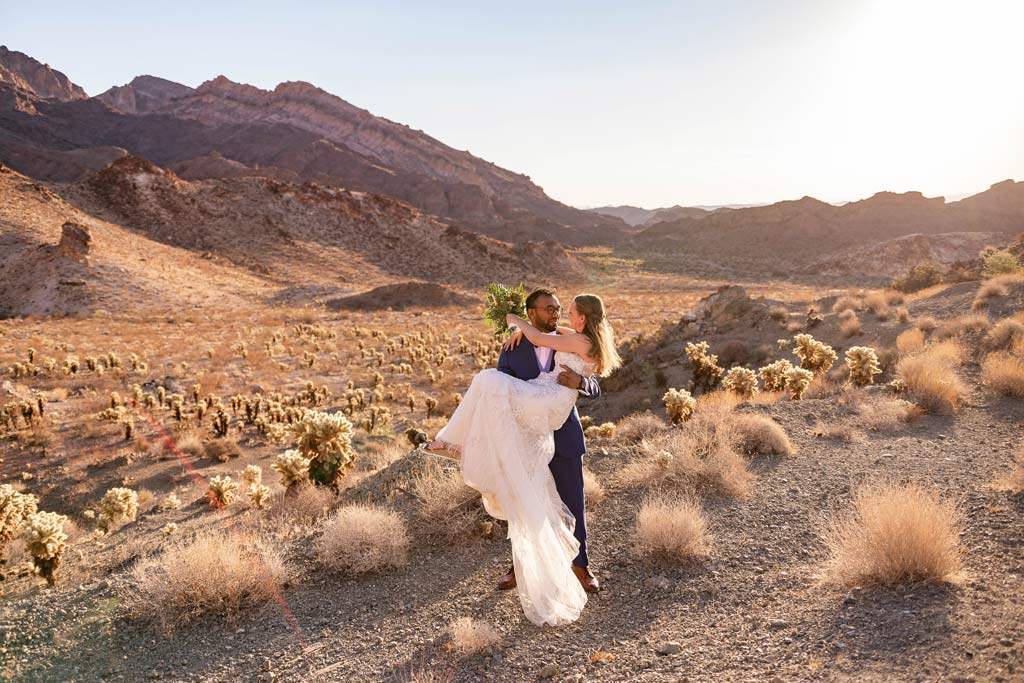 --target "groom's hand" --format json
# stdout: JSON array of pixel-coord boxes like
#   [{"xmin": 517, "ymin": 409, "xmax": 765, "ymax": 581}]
[{"xmin": 557, "ymin": 364, "xmax": 583, "ymax": 390}]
